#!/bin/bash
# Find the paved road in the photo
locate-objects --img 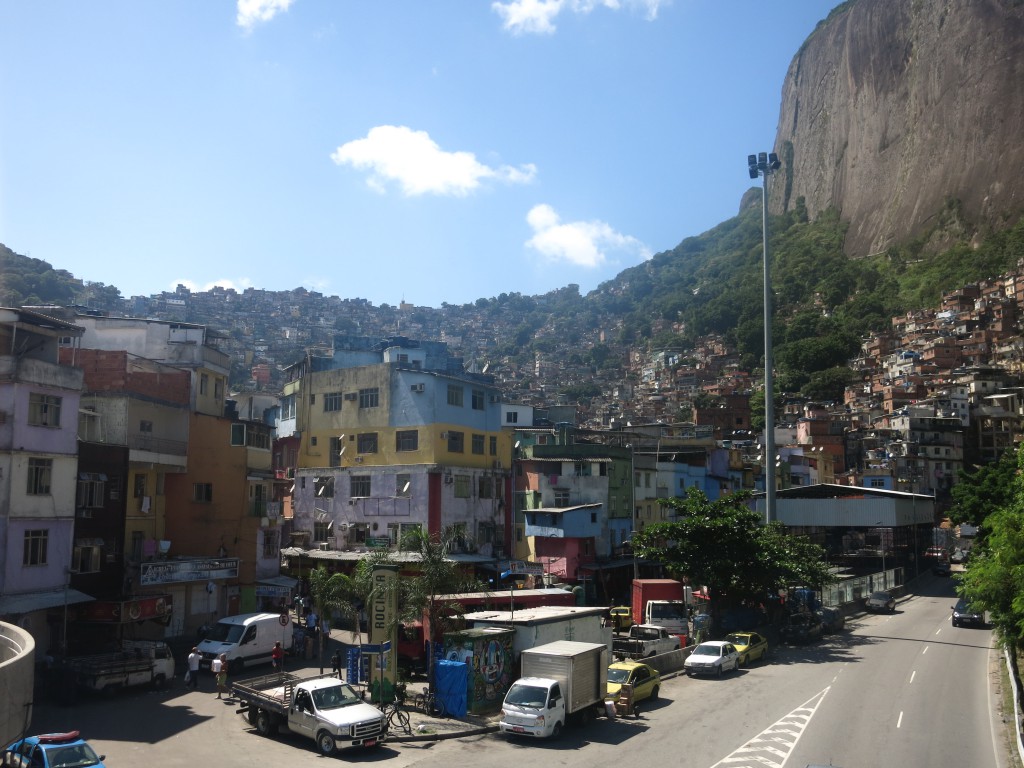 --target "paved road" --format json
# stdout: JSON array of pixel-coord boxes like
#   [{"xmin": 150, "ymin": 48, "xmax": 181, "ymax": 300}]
[{"xmin": 24, "ymin": 579, "xmax": 1020, "ymax": 768}]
